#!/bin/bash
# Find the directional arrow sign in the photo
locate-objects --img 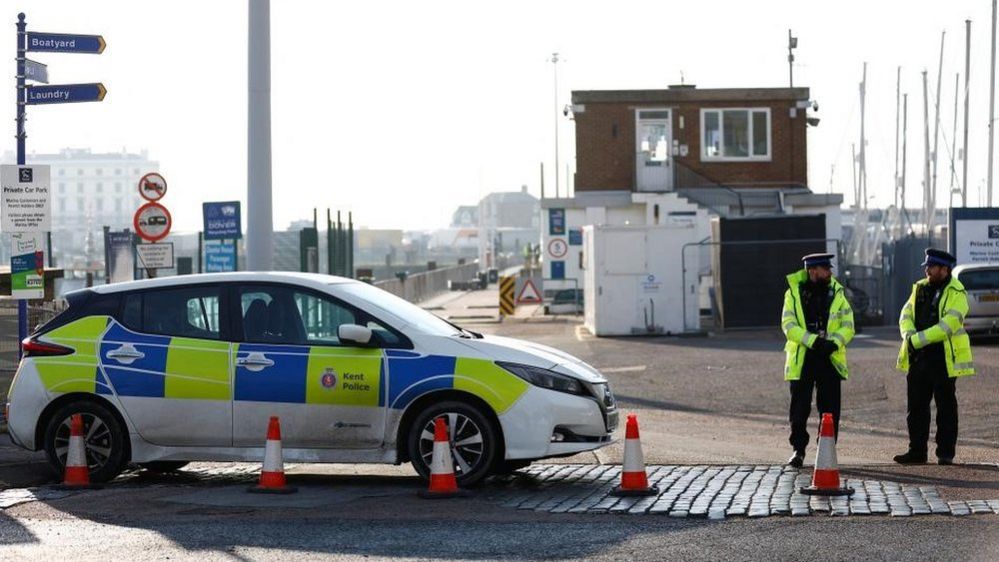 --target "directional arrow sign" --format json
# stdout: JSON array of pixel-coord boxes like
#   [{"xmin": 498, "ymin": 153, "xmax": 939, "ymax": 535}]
[
  {"xmin": 24, "ymin": 59, "xmax": 48, "ymax": 84},
  {"xmin": 25, "ymin": 83, "xmax": 107, "ymax": 105},
  {"xmin": 26, "ymin": 32, "xmax": 106, "ymax": 54}
]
